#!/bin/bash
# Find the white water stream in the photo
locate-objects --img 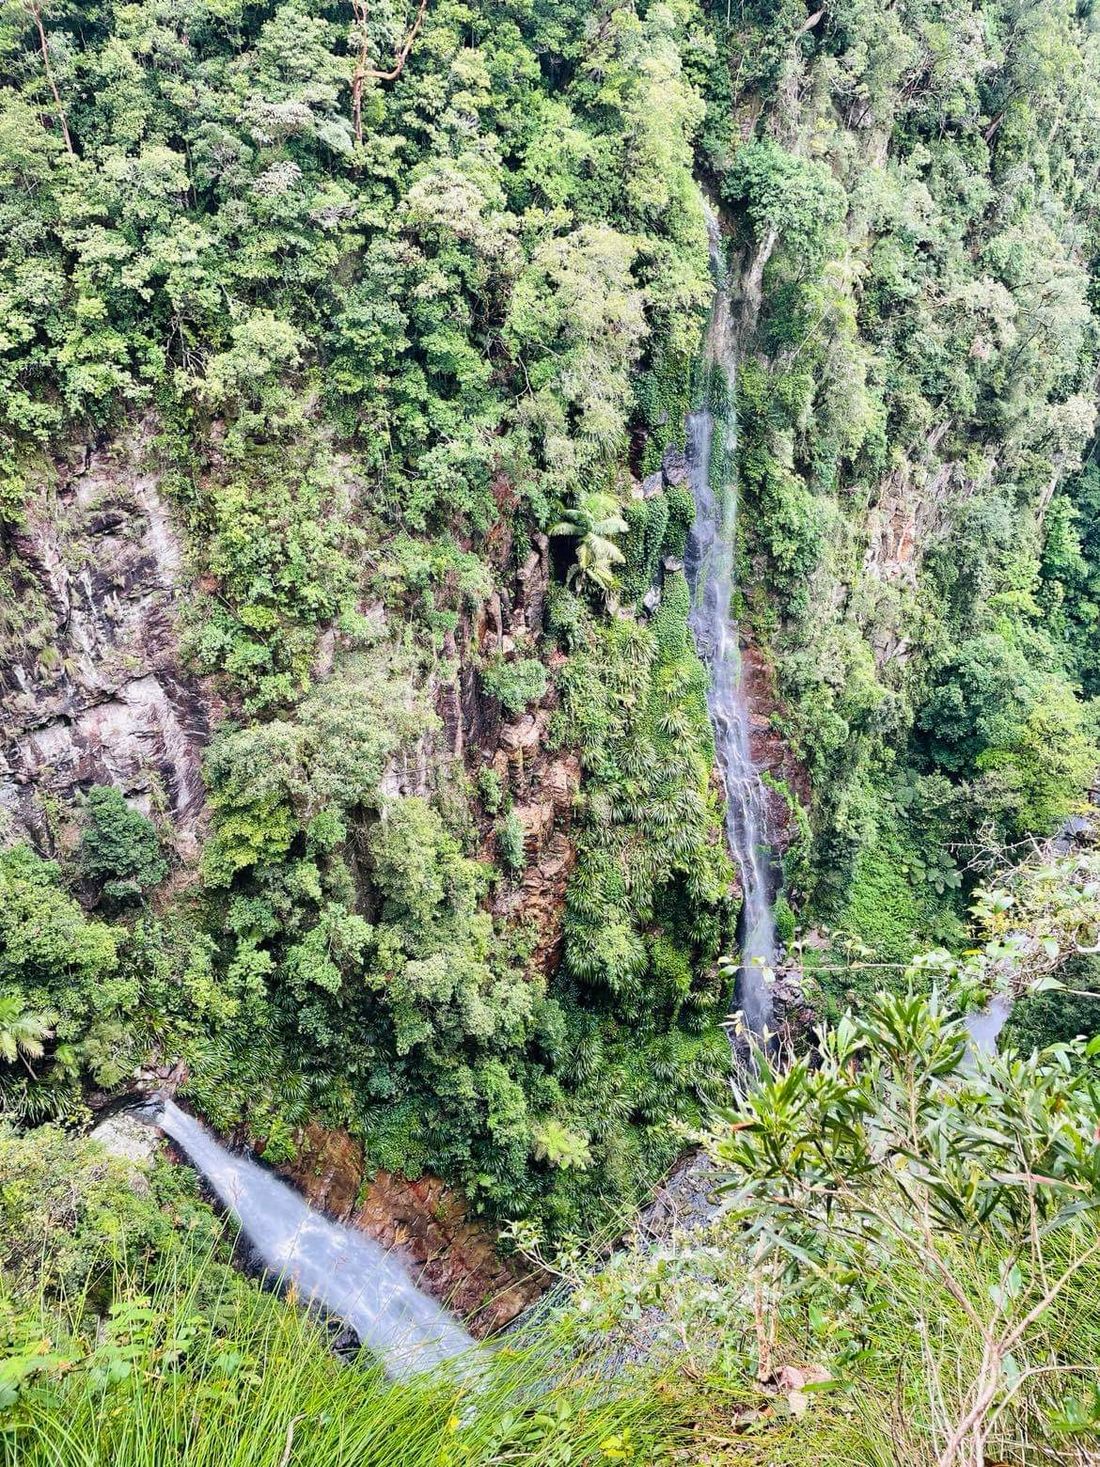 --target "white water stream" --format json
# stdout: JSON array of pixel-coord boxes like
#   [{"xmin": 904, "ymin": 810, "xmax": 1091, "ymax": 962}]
[
  {"xmin": 151, "ymin": 1099, "xmax": 475, "ymax": 1378},
  {"xmin": 684, "ymin": 209, "xmax": 776, "ymax": 1037}
]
